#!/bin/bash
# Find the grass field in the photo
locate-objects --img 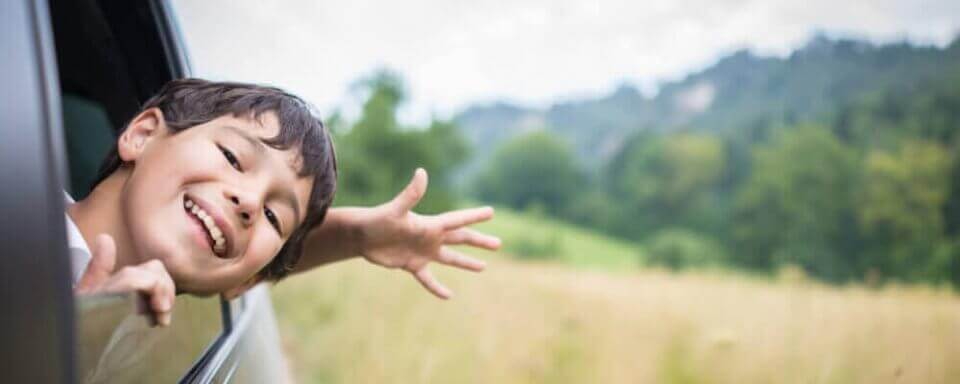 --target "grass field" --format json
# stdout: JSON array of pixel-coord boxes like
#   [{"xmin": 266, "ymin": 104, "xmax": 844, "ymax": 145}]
[
  {"xmin": 469, "ymin": 206, "xmax": 642, "ymax": 270},
  {"xmin": 271, "ymin": 208, "xmax": 960, "ymax": 384}
]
